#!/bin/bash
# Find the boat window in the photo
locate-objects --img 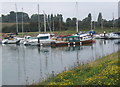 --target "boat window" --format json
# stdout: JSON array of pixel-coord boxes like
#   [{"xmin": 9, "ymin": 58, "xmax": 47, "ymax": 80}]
[
  {"xmin": 29, "ymin": 37, "xmax": 38, "ymax": 39},
  {"xmin": 63, "ymin": 38, "xmax": 67, "ymax": 41},
  {"xmin": 74, "ymin": 37, "xmax": 79, "ymax": 40},
  {"xmin": 69, "ymin": 38, "xmax": 73, "ymax": 40},
  {"xmin": 39, "ymin": 36, "xmax": 49, "ymax": 39},
  {"xmin": 80, "ymin": 37, "xmax": 82, "ymax": 40}
]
